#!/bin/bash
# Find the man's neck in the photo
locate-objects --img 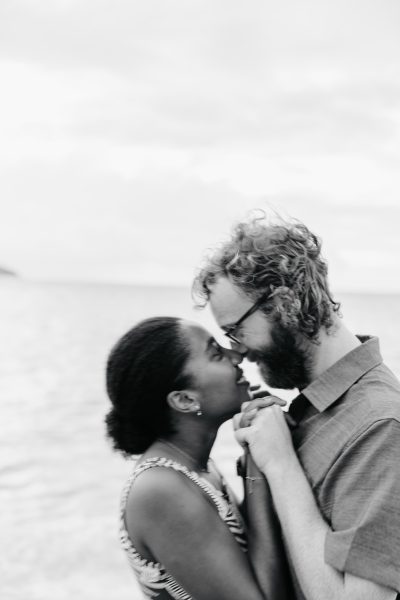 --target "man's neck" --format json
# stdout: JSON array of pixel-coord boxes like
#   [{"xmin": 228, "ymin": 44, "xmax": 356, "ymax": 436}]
[{"xmin": 310, "ymin": 317, "xmax": 361, "ymax": 381}]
